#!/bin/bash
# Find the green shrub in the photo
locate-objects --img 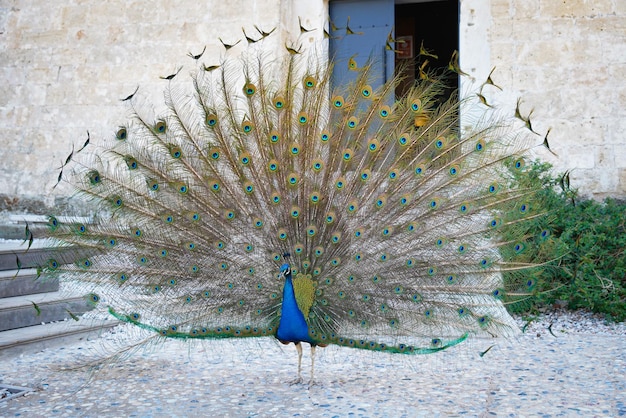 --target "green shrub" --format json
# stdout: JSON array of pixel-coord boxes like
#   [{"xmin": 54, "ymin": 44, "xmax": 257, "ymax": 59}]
[{"xmin": 503, "ymin": 160, "xmax": 626, "ymax": 322}]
